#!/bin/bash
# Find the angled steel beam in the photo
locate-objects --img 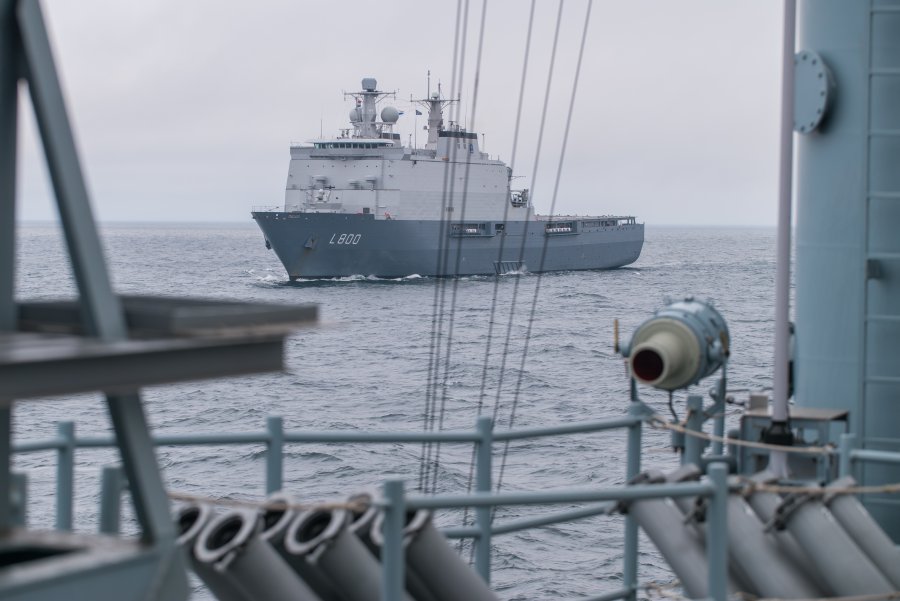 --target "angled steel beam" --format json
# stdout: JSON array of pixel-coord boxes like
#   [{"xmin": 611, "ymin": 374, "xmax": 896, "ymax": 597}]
[
  {"xmin": 15, "ymin": 0, "xmax": 125, "ymax": 340},
  {"xmin": 13, "ymin": 0, "xmax": 176, "ymax": 554},
  {"xmin": 0, "ymin": 0, "xmax": 17, "ymax": 536}
]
